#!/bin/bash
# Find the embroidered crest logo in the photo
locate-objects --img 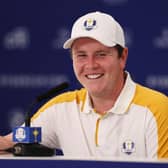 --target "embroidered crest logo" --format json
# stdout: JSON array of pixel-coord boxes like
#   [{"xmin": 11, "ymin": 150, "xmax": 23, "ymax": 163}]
[
  {"xmin": 83, "ymin": 18, "xmax": 96, "ymax": 31},
  {"xmin": 122, "ymin": 140, "xmax": 135, "ymax": 155}
]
